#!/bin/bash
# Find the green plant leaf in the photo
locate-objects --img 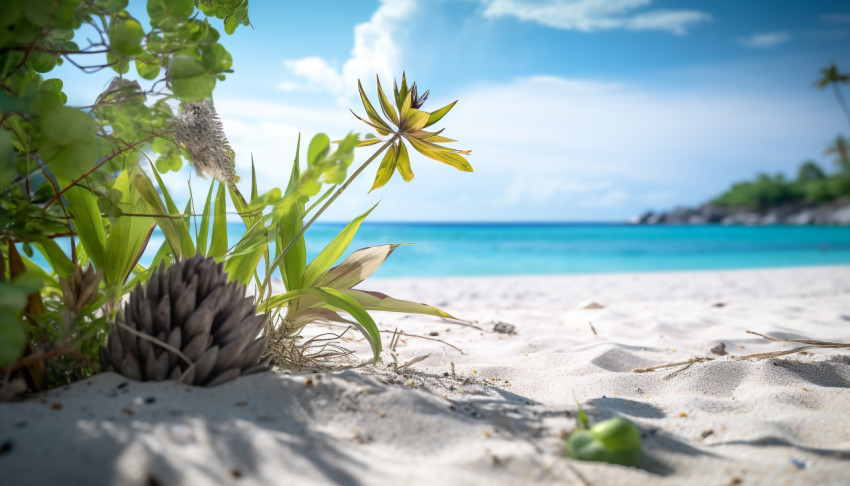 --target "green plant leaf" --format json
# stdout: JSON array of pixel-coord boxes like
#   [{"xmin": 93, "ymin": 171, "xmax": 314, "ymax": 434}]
[
  {"xmin": 208, "ymin": 180, "xmax": 228, "ymax": 257},
  {"xmin": 376, "ymin": 75, "xmax": 399, "ymax": 126},
  {"xmin": 307, "ymin": 133, "xmax": 330, "ymax": 166},
  {"xmin": 369, "ymin": 143, "xmax": 397, "ymax": 192},
  {"xmin": 357, "ymin": 79, "xmax": 392, "ymax": 134},
  {"xmin": 39, "ymin": 107, "xmax": 97, "ymax": 179},
  {"xmin": 108, "ymin": 18, "xmax": 144, "ymax": 56},
  {"xmin": 279, "ymin": 137, "xmax": 306, "ymax": 291},
  {"xmin": 197, "ymin": 179, "xmax": 215, "ymax": 255},
  {"xmin": 341, "ymin": 289, "xmax": 455, "ymax": 319},
  {"xmin": 0, "ymin": 310, "xmax": 26, "ymax": 367},
  {"xmin": 302, "ymin": 204, "xmax": 377, "ymax": 287},
  {"xmin": 0, "ymin": 128, "xmax": 13, "ymax": 187},
  {"xmin": 169, "ymin": 55, "xmax": 215, "ymax": 101},
  {"xmin": 424, "ymin": 100, "xmax": 457, "ymax": 128},
  {"xmin": 134, "ymin": 169, "xmax": 195, "ymax": 258},
  {"xmin": 147, "ymin": 0, "xmax": 194, "ymax": 28},
  {"xmin": 396, "ymin": 140, "xmax": 413, "ymax": 182},
  {"xmin": 135, "ymin": 53, "xmax": 162, "ymax": 80},
  {"xmin": 407, "ymin": 137, "xmax": 473, "ymax": 172},
  {"xmin": 61, "ymin": 184, "xmax": 106, "ymax": 270},
  {"xmin": 33, "ymin": 238, "xmax": 75, "ymax": 278}
]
